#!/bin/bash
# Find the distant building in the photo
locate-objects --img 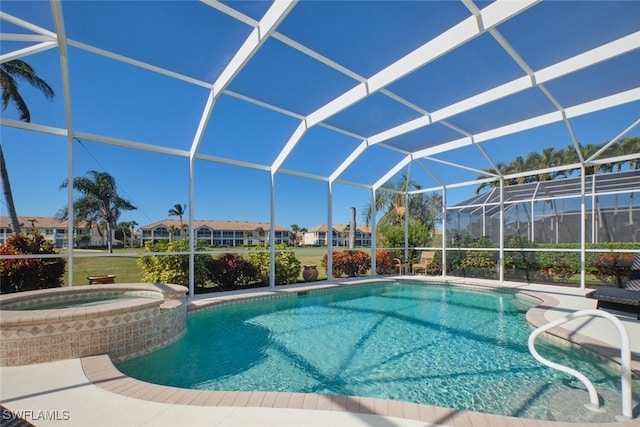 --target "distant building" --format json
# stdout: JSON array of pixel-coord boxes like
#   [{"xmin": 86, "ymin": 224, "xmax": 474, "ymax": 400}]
[
  {"xmin": 303, "ymin": 224, "xmax": 372, "ymax": 247},
  {"xmin": 0, "ymin": 216, "xmax": 106, "ymax": 248},
  {"xmin": 140, "ymin": 219, "xmax": 291, "ymax": 246}
]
